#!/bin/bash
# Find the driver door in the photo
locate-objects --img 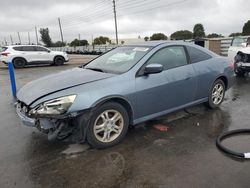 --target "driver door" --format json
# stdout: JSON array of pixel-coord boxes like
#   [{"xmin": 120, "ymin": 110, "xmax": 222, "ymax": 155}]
[
  {"xmin": 134, "ymin": 46, "xmax": 197, "ymax": 120},
  {"xmin": 34, "ymin": 46, "xmax": 52, "ymax": 63}
]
